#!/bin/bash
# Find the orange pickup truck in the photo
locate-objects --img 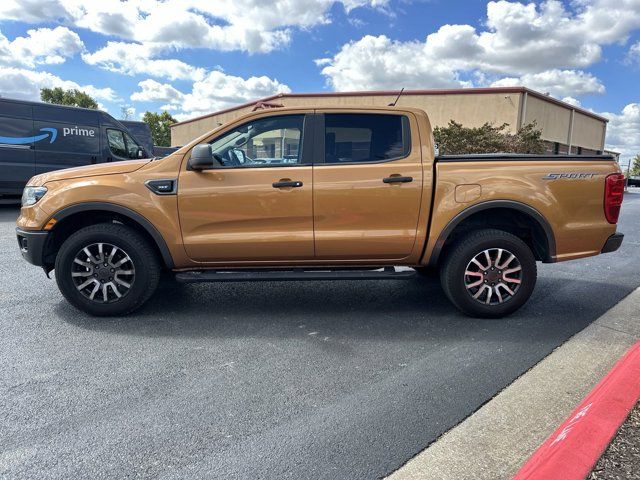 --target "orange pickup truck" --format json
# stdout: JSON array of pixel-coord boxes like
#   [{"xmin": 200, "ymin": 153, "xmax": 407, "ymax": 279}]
[{"xmin": 16, "ymin": 106, "xmax": 624, "ymax": 318}]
